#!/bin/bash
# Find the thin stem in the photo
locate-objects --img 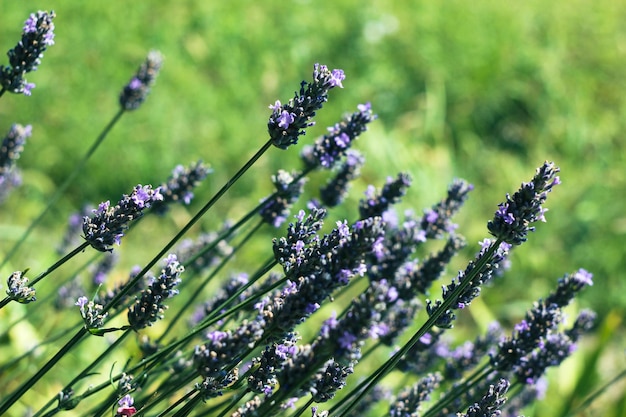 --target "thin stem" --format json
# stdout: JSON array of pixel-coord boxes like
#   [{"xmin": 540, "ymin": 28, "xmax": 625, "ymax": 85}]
[
  {"xmin": 0, "ymin": 328, "xmax": 88, "ymax": 414},
  {"xmin": 331, "ymin": 240, "xmax": 501, "ymax": 417},
  {"xmin": 0, "ymin": 242, "xmax": 89, "ymax": 309},
  {"xmin": 33, "ymin": 329, "xmax": 133, "ymax": 417},
  {"xmin": 157, "ymin": 219, "xmax": 264, "ymax": 344},
  {"xmin": 0, "ymin": 108, "xmax": 125, "ymax": 270},
  {"xmin": 100, "ymin": 139, "xmax": 274, "ymax": 316}
]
